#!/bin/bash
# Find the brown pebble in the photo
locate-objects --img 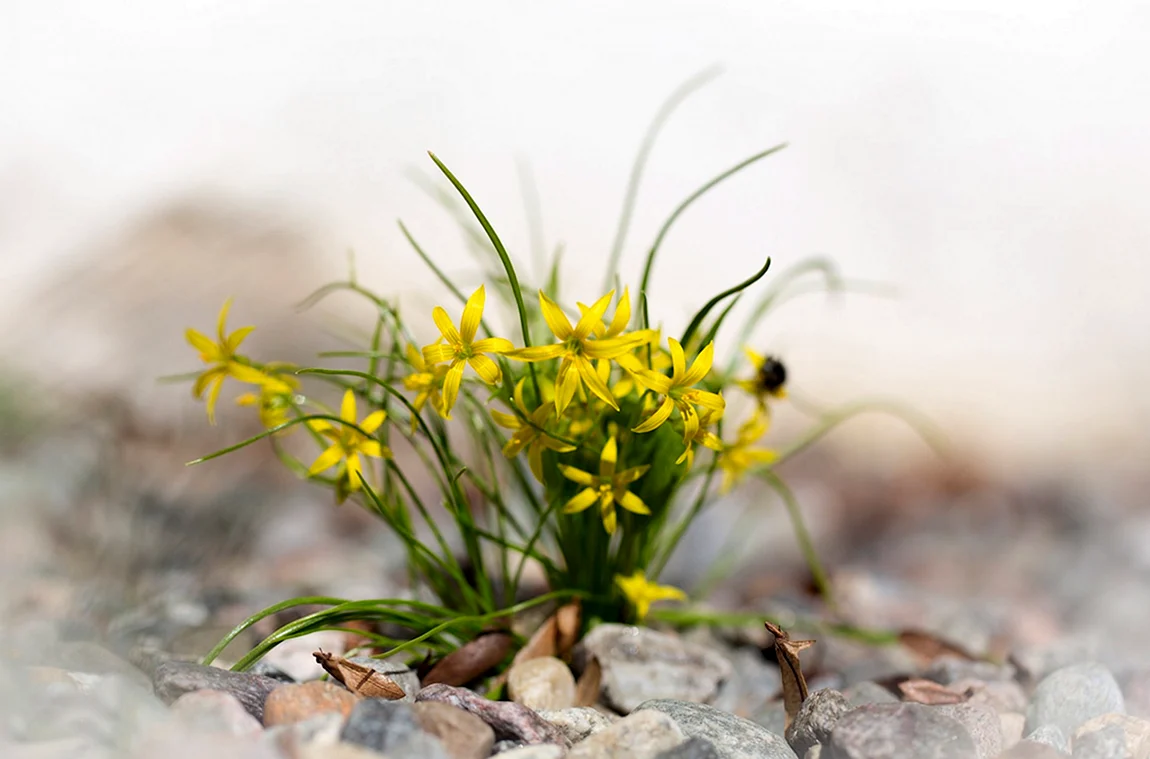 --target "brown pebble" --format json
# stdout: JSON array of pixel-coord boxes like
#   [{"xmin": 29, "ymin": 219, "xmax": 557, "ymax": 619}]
[
  {"xmin": 414, "ymin": 701, "xmax": 496, "ymax": 759},
  {"xmin": 263, "ymin": 681, "xmax": 359, "ymax": 727}
]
